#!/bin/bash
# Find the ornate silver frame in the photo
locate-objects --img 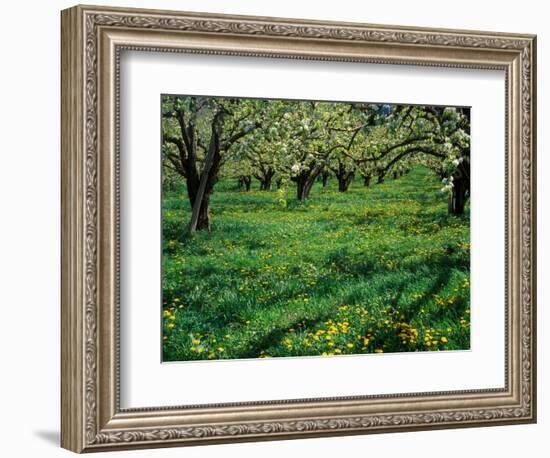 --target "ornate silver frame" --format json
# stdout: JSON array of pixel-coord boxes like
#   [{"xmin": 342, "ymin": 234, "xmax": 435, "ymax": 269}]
[{"xmin": 61, "ymin": 4, "xmax": 537, "ymax": 453}]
